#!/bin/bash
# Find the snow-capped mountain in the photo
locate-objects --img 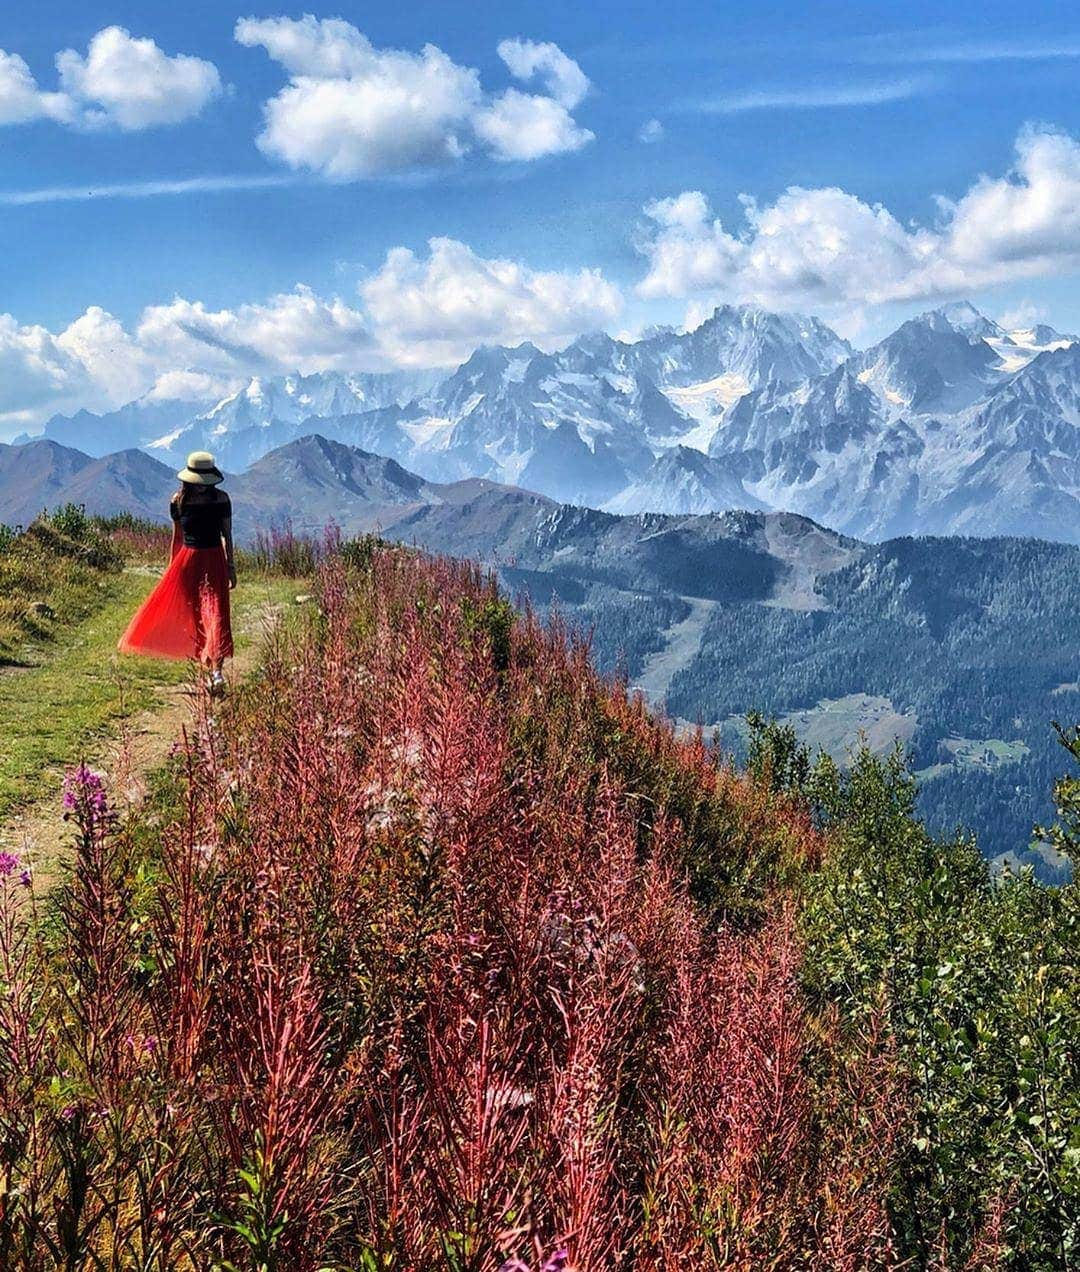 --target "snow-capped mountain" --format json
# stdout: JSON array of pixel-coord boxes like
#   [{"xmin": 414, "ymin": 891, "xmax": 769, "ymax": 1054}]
[
  {"xmin": 149, "ymin": 369, "xmax": 438, "ymax": 471},
  {"xmin": 15, "ymin": 299, "xmax": 1080, "ymax": 542},
  {"xmin": 708, "ymin": 306, "xmax": 1080, "ymax": 540},
  {"xmin": 319, "ymin": 305, "xmax": 851, "ymax": 506},
  {"xmin": 848, "ymin": 308, "xmax": 1008, "ymax": 415},
  {"xmin": 20, "ymin": 391, "xmax": 221, "ymax": 457}
]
